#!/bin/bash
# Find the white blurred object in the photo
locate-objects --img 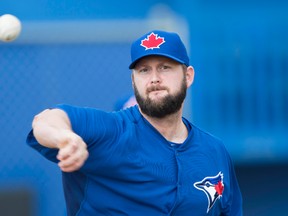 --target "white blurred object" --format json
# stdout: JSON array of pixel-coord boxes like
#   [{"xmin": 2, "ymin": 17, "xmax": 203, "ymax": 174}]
[
  {"xmin": 0, "ymin": 14, "xmax": 22, "ymax": 42},
  {"xmin": 123, "ymin": 95, "xmax": 137, "ymax": 109}
]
